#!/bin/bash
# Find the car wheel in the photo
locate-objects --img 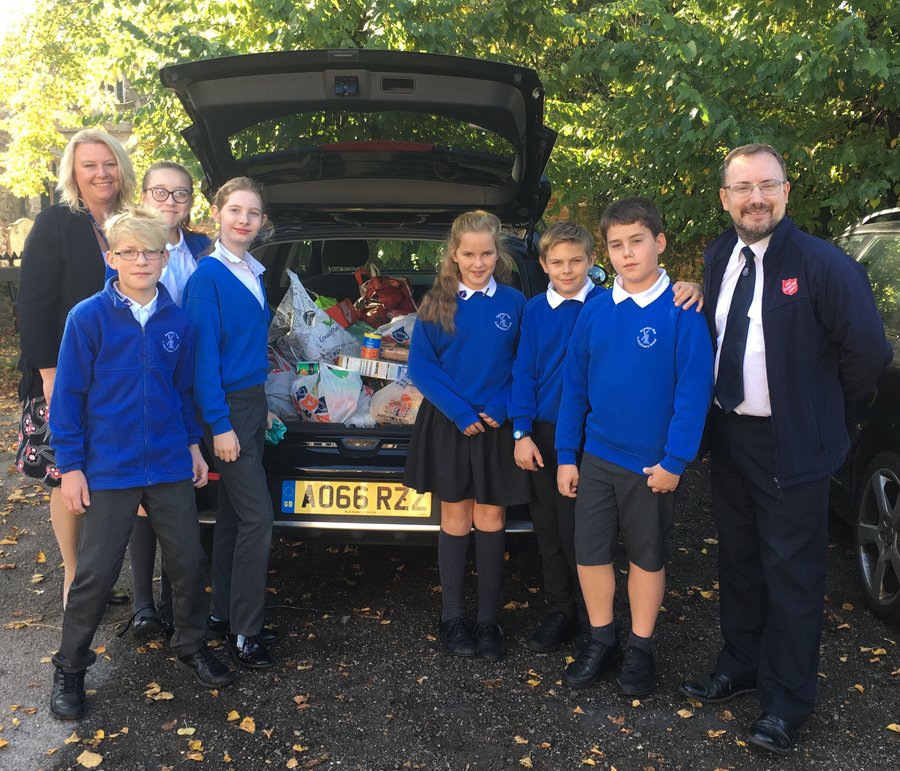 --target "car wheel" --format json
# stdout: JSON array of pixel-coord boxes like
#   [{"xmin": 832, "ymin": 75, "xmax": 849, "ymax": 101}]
[{"xmin": 854, "ymin": 451, "xmax": 900, "ymax": 622}]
